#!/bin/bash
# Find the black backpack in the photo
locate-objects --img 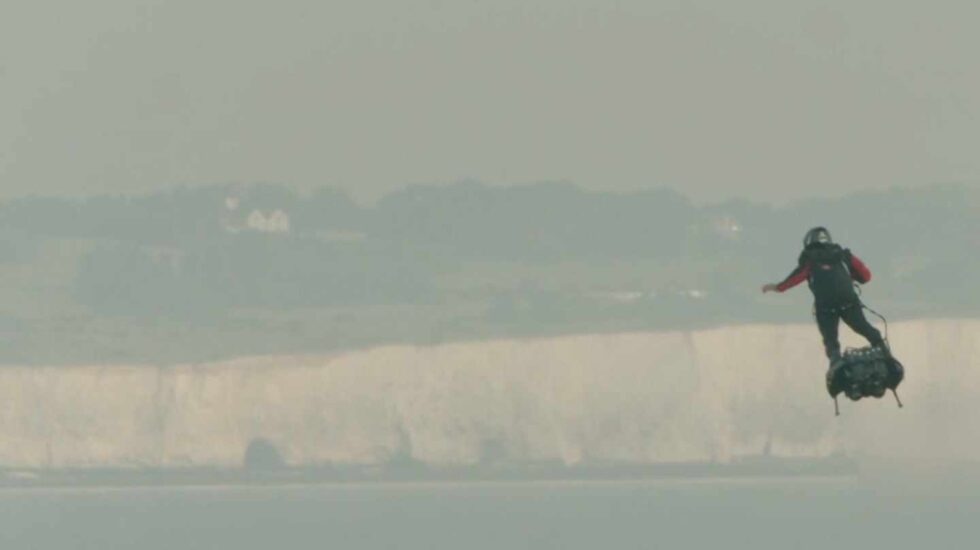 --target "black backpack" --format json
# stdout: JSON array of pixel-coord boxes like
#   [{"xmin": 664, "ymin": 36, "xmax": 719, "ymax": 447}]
[{"xmin": 802, "ymin": 244, "xmax": 859, "ymax": 307}]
